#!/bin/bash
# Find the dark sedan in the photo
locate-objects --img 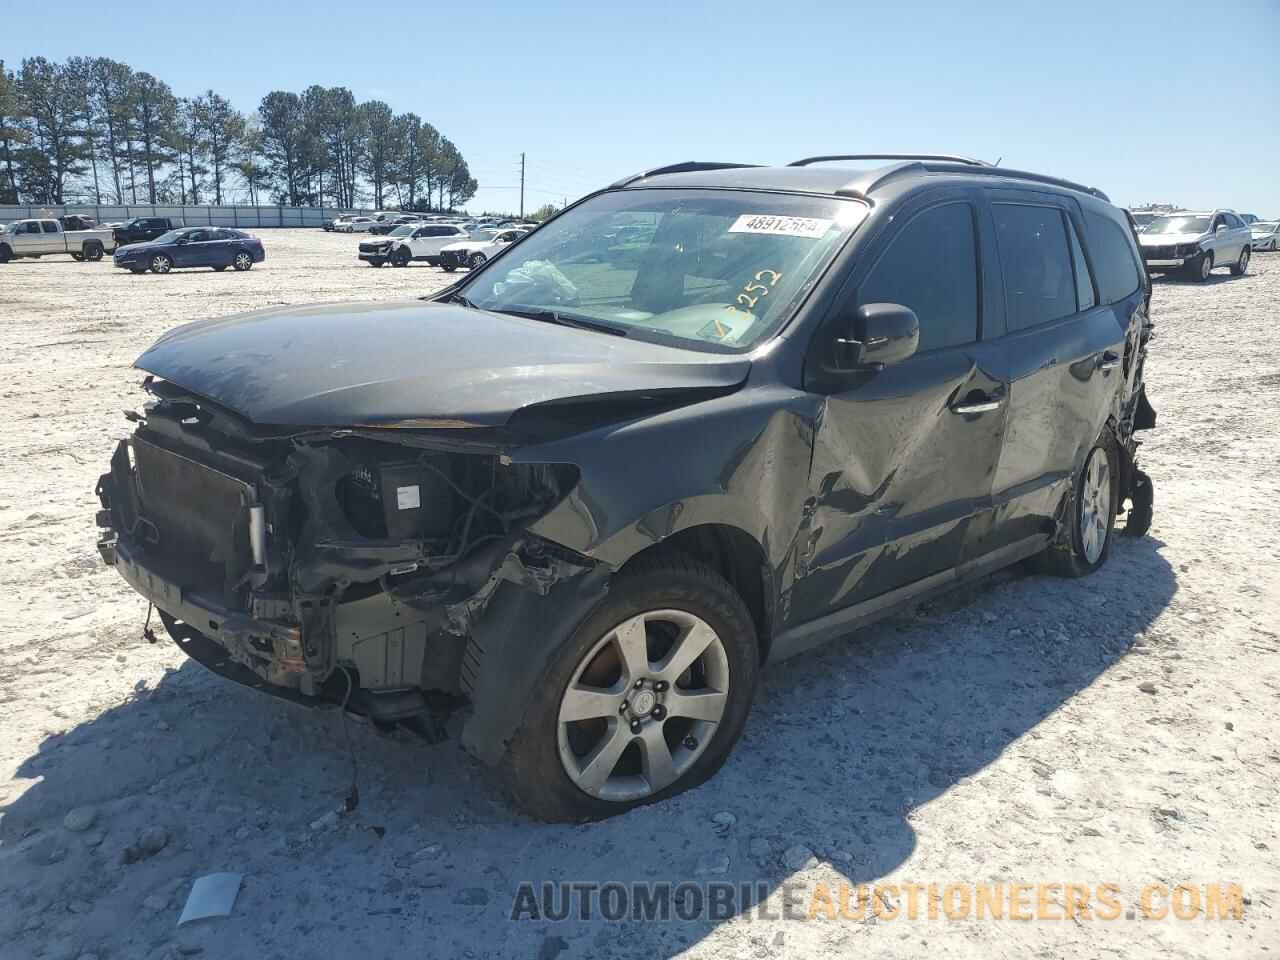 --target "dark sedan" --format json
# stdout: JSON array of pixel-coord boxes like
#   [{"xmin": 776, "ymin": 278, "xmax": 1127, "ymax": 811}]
[{"xmin": 113, "ymin": 227, "xmax": 266, "ymax": 275}]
